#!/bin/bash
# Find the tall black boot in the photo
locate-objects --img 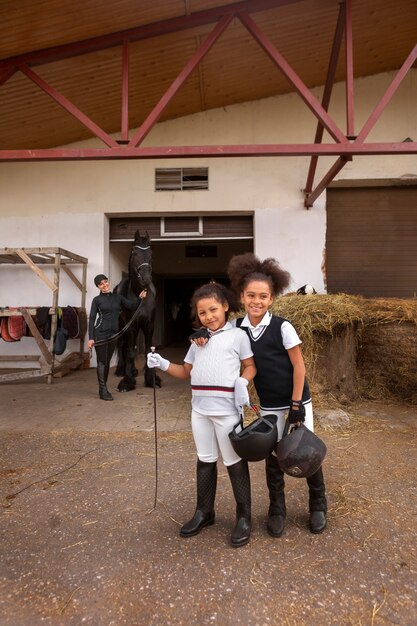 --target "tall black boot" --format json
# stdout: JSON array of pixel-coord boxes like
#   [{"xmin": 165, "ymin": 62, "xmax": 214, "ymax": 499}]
[
  {"xmin": 265, "ymin": 453, "xmax": 286, "ymax": 537},
  {"xmin": 227, "ymin": 460, "xmax": 251, "ymax": 548},
  {"xmin": 180, "ymin": 460, "xmax": 217, "ymax": 537},
  {"xmin": 306, "ymin": 466, "xmax": 327, "ymax": 534},
  {"xmin": 97, "ymin": 362, "xmax": 113, "ymax": 401}
]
